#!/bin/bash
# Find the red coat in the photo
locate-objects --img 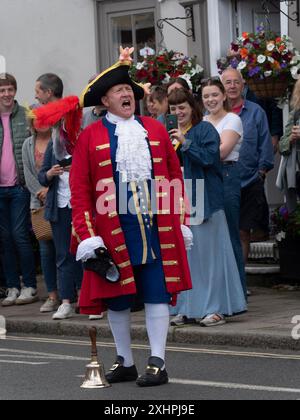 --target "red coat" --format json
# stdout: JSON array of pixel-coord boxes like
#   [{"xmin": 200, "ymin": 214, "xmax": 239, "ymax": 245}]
[{"xmin": 70, "ymin": 116, "xmax": 192, "ymax": 314}]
